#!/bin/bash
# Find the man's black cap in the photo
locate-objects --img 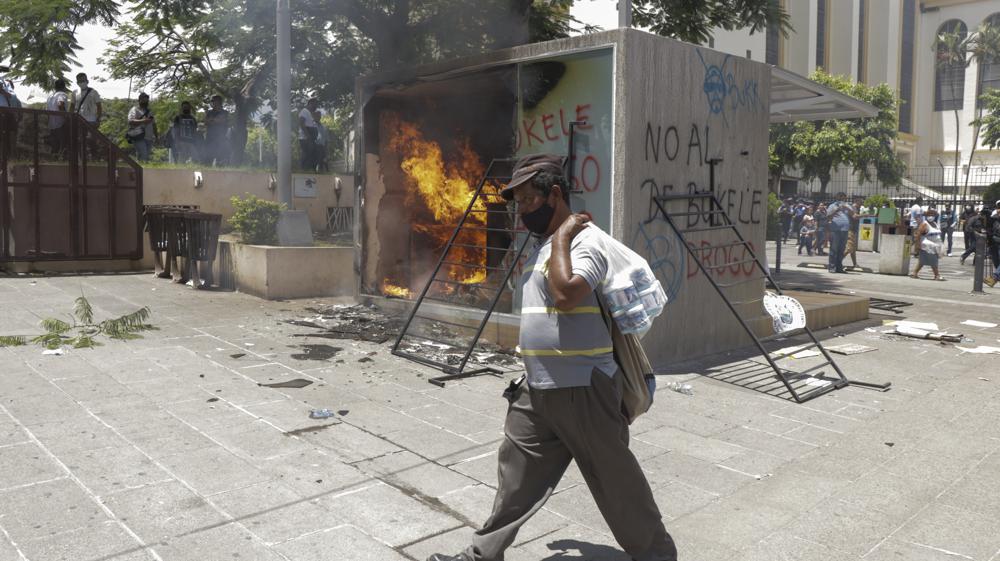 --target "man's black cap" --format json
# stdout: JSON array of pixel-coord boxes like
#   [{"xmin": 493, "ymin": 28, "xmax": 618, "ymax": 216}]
[{"xmin": 500, "ymin": 153, "xmax": 566, "ymax": 201}]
